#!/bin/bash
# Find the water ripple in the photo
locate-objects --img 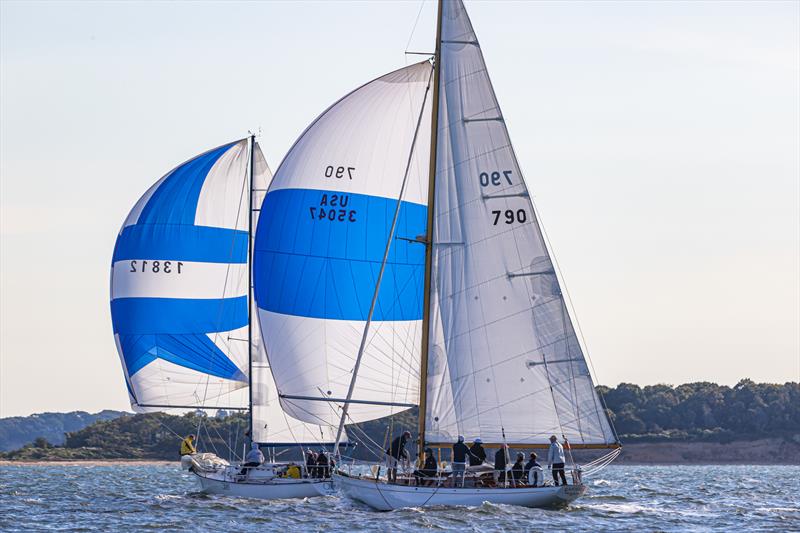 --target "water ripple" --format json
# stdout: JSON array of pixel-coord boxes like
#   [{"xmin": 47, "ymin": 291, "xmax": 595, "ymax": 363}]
[{"xmin": 0, "ymin": 464, "xmax": 798, "ymax": 531}]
